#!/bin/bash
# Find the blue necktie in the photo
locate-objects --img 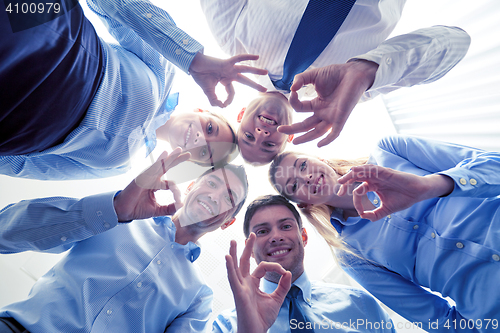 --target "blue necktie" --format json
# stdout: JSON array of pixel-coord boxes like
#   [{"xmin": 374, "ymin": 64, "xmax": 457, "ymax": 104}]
[
  {"xmin": 272, "ymin": 0, "xmax": 356, "ymax": 92},
  {"xmin": 288, "ymin": 285, "xmax": 314, "ymax": 332}
]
